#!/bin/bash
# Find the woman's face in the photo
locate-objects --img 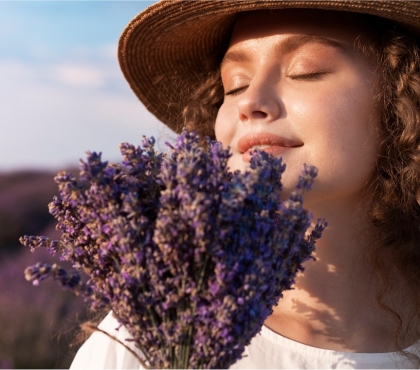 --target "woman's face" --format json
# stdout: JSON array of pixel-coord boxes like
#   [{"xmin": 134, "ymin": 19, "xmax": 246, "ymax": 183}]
[{"xmin": 215, "ymin": 9, "xmax": 381, "ymax": 206}]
